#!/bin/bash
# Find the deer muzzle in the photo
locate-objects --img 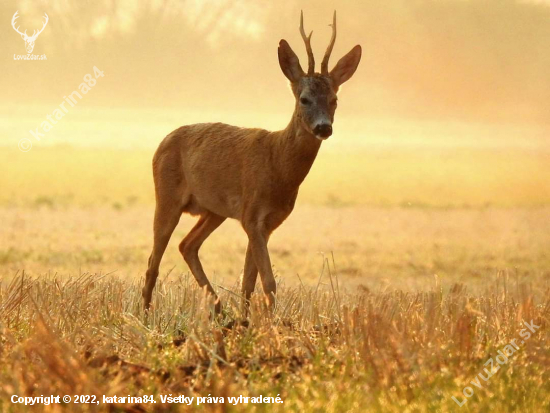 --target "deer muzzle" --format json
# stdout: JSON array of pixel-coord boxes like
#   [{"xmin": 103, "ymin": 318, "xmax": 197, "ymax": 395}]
[{"xmin": 313, "ymin": 123, "xmax": 333, "ymax": 139}]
